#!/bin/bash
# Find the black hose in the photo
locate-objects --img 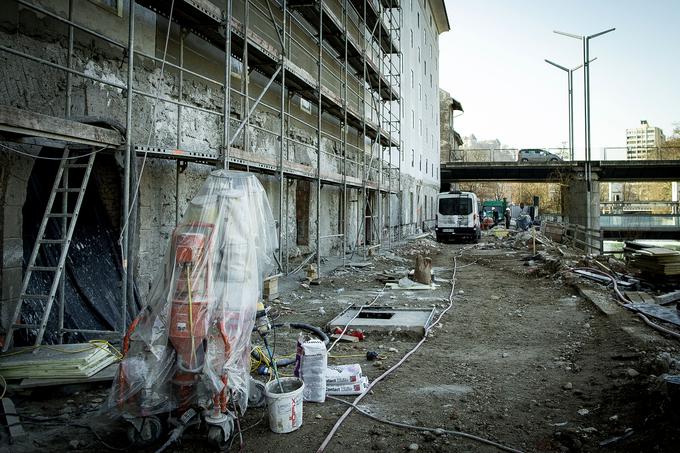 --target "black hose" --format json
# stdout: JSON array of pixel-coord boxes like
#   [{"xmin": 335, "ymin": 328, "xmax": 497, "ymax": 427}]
[{"xmin": 272, "ymin": 322, "xmax": 330, "ymax": 345}]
